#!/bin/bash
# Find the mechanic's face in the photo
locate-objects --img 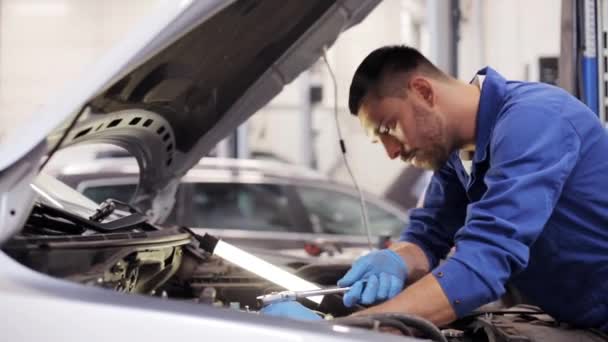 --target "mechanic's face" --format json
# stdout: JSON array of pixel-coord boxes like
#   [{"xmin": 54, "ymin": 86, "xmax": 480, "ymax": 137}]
[{"xmin": 358, "ymin": 80, "xmax": 451, "ymax": 170}]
